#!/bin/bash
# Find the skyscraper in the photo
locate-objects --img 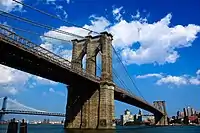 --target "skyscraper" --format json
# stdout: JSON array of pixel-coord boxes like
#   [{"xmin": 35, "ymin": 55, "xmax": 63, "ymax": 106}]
[
  {"xmin": 191, "ymin": 108, "xmax": 195, "ymax": 116},
  {"xmin": 177, "ymin": 111, "xmax": 180, "ymax": 117},
  {"xmin": 187, "ymin": 107, "xmax": 192, "ymax": 116},
  {"xmin": 183, "ymin": 108, "xmax": 188, "ymax": 117}
]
